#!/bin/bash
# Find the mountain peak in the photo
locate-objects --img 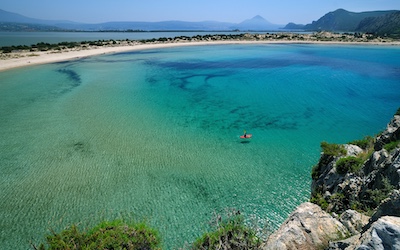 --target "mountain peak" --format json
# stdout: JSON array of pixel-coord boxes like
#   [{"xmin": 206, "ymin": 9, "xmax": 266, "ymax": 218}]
[
  {"xmin": 236, "ymin": 15, "xmax": 280, "ymax": 30},
  {"xmin": 333, "ymin": 8, "xmax": 349, "ymax": 13},
  {"xmin": 251, "ymin": 15, "xmax": 266, "ymax": 20}
]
